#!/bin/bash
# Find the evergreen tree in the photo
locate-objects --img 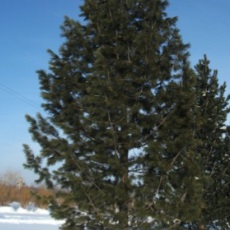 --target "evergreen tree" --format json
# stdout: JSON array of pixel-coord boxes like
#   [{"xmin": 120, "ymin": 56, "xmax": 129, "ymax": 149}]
[
  {"xmin": 194, "ymin": 55, "xmax": 230, "ymax": 228},
  {"xmin": 23, "ymin": 0, "xmax": 203, "ymax": 229},
  {"xmin": 142, "ymin": 58, "xmax": 204, "ymax": 229}
]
